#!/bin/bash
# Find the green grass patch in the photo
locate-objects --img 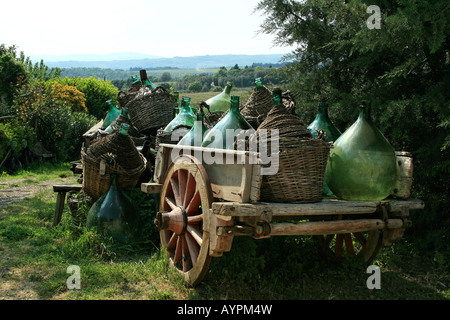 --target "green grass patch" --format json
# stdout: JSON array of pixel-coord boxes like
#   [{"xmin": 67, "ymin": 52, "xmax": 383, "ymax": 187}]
[{"xmin": 0, "ymin": 162, "xmax": 448, "ymax": 300}]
